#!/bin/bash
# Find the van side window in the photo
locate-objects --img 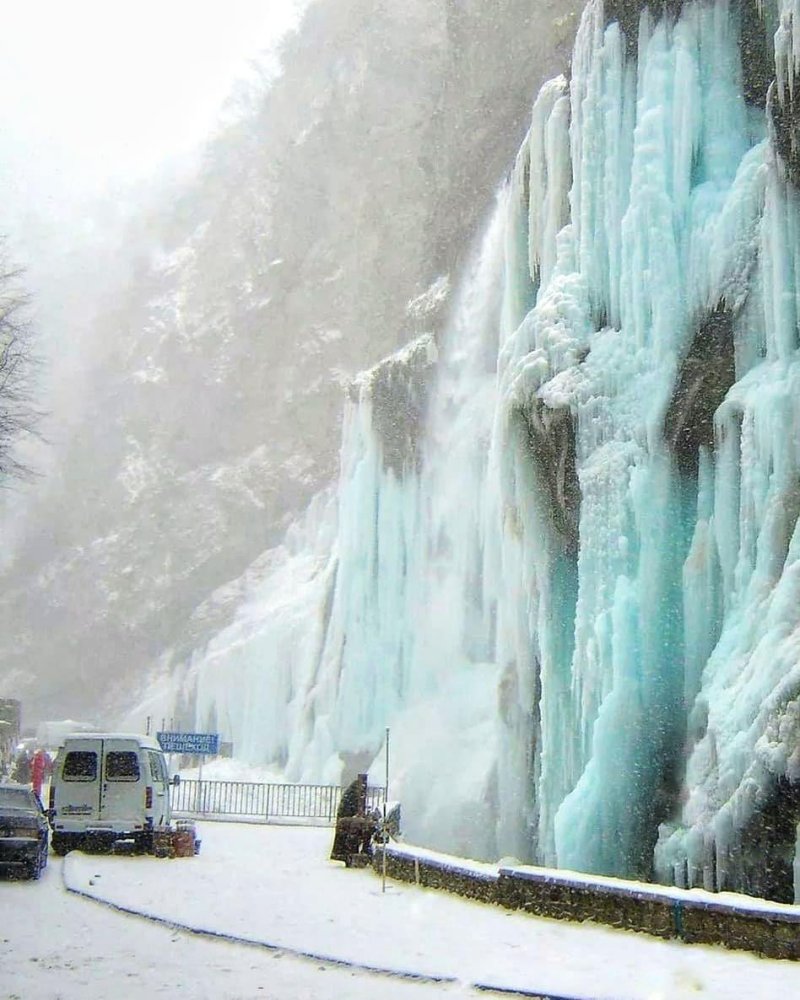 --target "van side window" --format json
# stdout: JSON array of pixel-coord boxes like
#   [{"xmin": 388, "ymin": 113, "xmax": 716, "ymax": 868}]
[
  {"xmin": 63, "ymin": 751, "xmax": 98, "ymax": 782},
  {"xmin": 106, "ymin": 751, "xmax": 140, "ymax": 781},
  {"xmin": 148, "ymin": 751, "xmax": 167, "ymax": 785}
]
